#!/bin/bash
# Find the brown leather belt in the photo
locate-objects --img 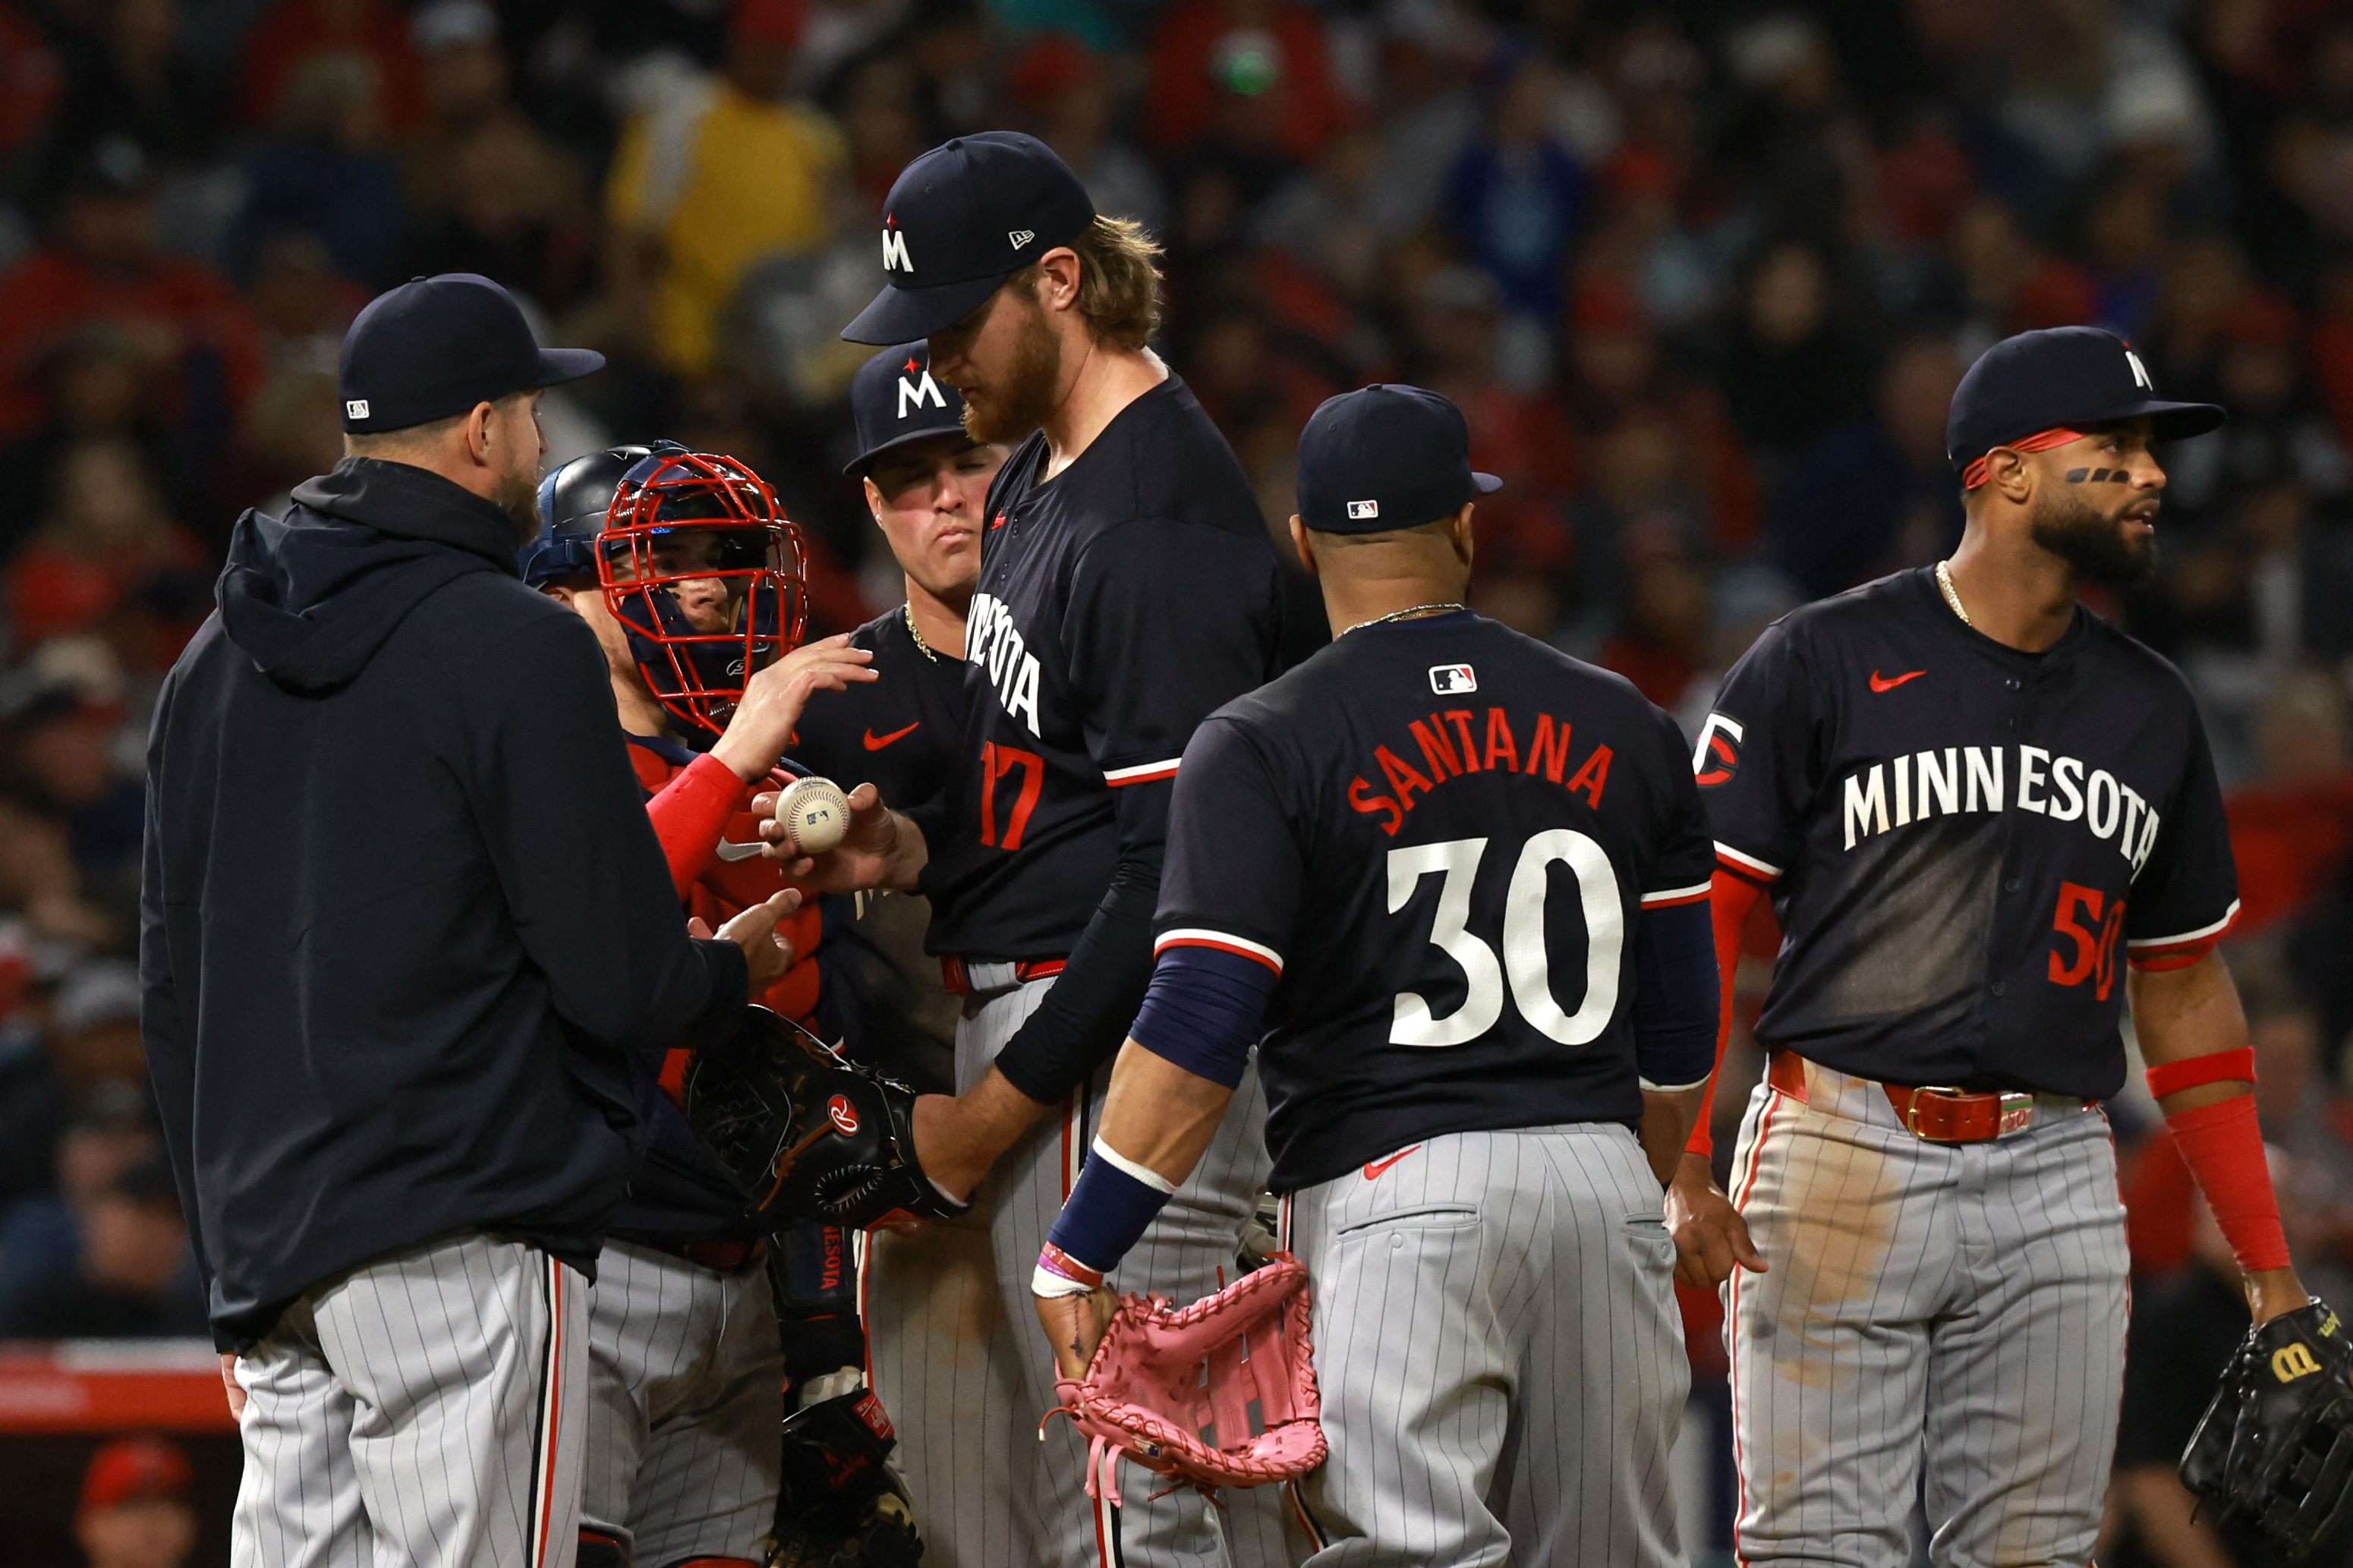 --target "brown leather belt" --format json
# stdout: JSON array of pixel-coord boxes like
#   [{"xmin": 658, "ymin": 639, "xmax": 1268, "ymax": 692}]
[
  {"xmin": 940, "ymin": 956, "xmax": 1067, "ymax": 996},
  {"xmin": 1766, "ymin": 1051, "xmax": 2043, "ymax": 1143}
]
